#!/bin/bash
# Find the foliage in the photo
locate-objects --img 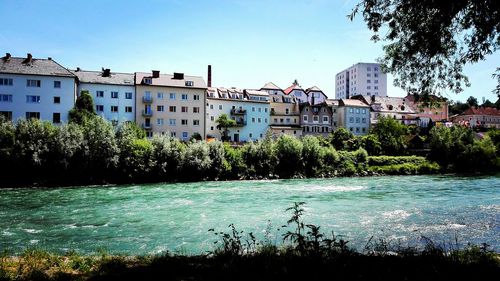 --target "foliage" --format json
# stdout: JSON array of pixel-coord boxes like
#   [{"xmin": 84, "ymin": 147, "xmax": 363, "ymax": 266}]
[
  {"xmin": 68, "ymin": 90, "xmax": 96, "ymax": 124},
  {"xmin": 181, "ymin": 141, "xmax": 212, "ymax": 180},
  {"xmin": 330, "ymin": 128, "xmax": 355, "ymax": 151},
  {"xmin": 275, "ymin": 135, "xmax": 303, "ymax": 178},
  {"xmin": 150, "ymin": 135, "xmax": 185, "ymax": 181},
  {"xmin": 301, "ymin": 136, "xmax": 323, "ymax": 177},
  {"xmin": 371, "ymin": 116, "xmax": 408, "ymax": 155},
  {"xmin": 360, "ymin": 134, "xmax": 382, "ymax": 156},
  {"xmin": 242, "ymin": 137, "xmax": 276, "ymax": 177},
  {"xmin": 467, "ymin": 96, "xmax": 479, "ymax": 108},
  {"xmin": 350, "ymin": 0, "xmax": 500, "ymax": 95},
  {"xmin": 215, "ymin": 114, "xmax": 236, "ymax": 141}
]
